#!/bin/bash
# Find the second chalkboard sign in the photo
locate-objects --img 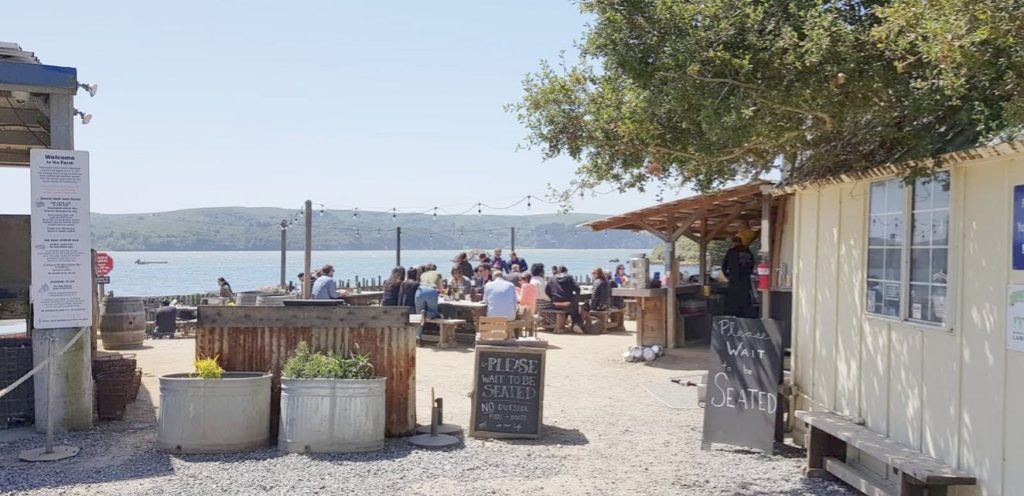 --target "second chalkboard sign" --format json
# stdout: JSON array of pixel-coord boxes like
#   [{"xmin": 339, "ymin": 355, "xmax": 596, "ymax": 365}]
[
  {"xmin": 469, "ymin": 346, "xmax": 546, "ymax": 439},
  {"xmin": 701, "ymin": 316, "xmax": 783, "ymax": 453}
]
